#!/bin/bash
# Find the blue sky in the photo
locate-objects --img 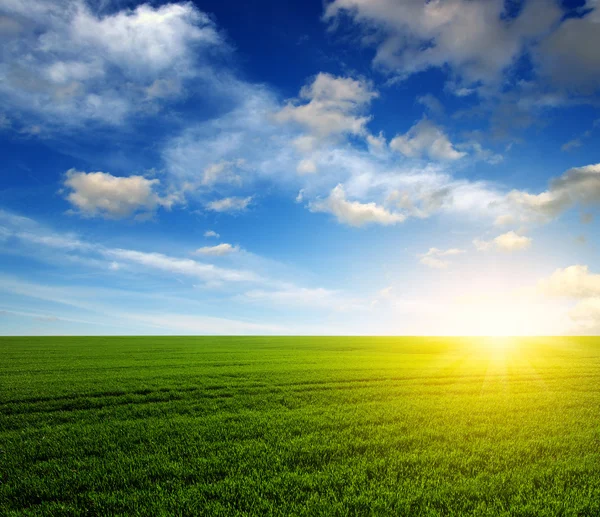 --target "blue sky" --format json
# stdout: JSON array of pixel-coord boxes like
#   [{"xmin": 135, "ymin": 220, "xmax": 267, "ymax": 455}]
[{"xmin": 0, "ymin": 0, "xmax": 599, "ymax": 335}]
